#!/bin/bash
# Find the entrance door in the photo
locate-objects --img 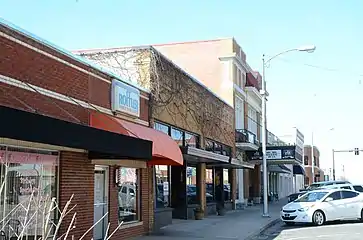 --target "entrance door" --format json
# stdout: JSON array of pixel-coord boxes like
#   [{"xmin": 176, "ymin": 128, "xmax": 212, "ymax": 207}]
[{"xmin": 93, "ymin": 166, "xmax": 109, "ymax": 240}]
